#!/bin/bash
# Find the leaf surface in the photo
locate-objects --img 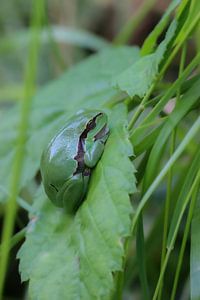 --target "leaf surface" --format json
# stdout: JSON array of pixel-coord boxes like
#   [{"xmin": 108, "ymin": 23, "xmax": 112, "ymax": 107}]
[
  {"xmin": 0, "ymin": 26, "xmax": 110, "ymax": 53},
  {"xmin": 0, "ymin": 46, "xmax": 139, "ymax": 202},
  {"xmin": 17, "ymin": 105, "xmax": 136, "ymax": 300},
  {"xmin": 112, "ymin": 20, "xmax": 177, "ymax": 98}
]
